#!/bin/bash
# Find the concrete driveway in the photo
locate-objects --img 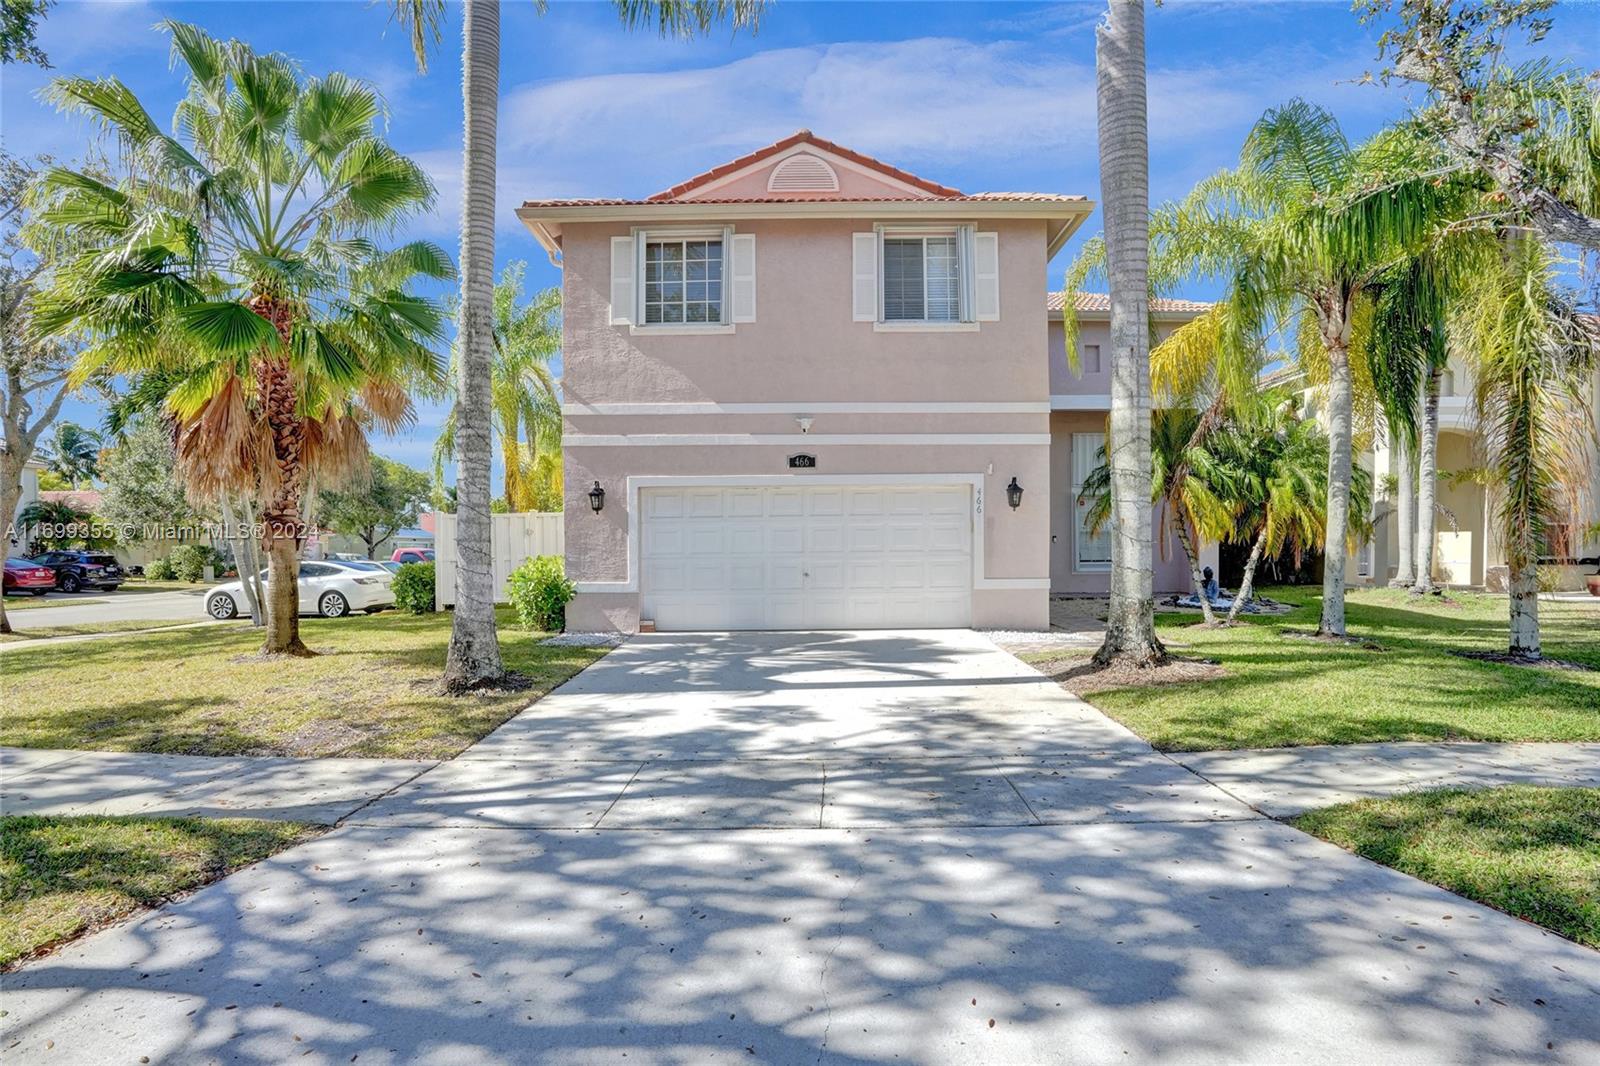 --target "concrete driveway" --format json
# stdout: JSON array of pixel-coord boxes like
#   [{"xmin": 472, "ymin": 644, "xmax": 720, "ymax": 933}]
[{"xmin": 4, "ymin": 631, "xmax": 1598, "ymax": 1064}]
